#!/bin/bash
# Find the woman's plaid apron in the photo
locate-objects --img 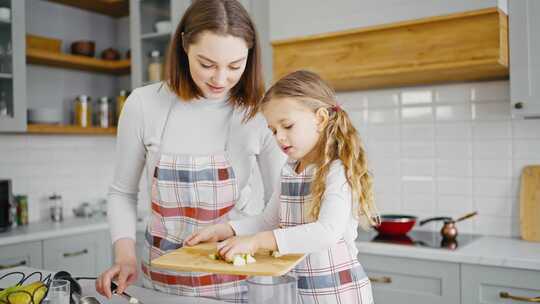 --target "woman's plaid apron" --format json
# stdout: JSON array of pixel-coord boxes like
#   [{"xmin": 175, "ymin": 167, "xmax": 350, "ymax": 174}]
[
  {"xmin": 141, "ymin": 101, "xmax": 247, "ymax": 303},
  {"xmin": 280, "ymin": 162, "xmax": 374, "ymax": 304}
]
